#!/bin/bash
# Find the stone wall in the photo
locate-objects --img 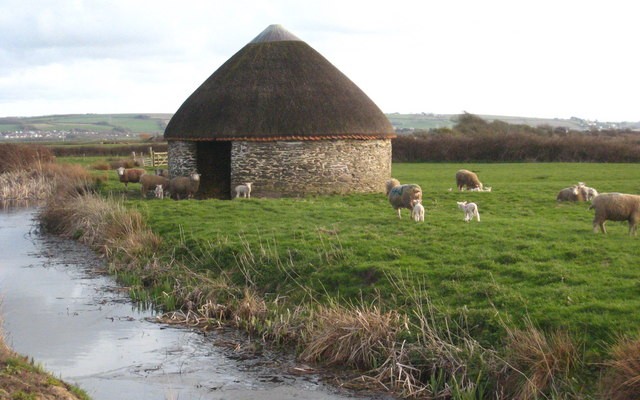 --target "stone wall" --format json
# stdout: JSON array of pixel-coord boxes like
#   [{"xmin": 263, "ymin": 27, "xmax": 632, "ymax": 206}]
[
  {"xmin": 167, "ymin": 141, "xmax": 198, "ymax": 177},
  {"xmin": 230, "ymin": 139, "xmax": 392, "ymax": 197}
]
